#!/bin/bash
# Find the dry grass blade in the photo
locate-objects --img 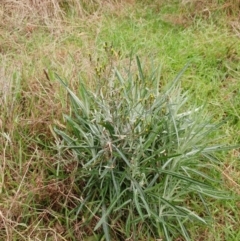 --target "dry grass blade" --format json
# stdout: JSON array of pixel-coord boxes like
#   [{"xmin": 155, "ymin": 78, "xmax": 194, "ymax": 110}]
[{"xmin": 2, "ymin": 0, "xmax": 64, "ymax": 20}]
